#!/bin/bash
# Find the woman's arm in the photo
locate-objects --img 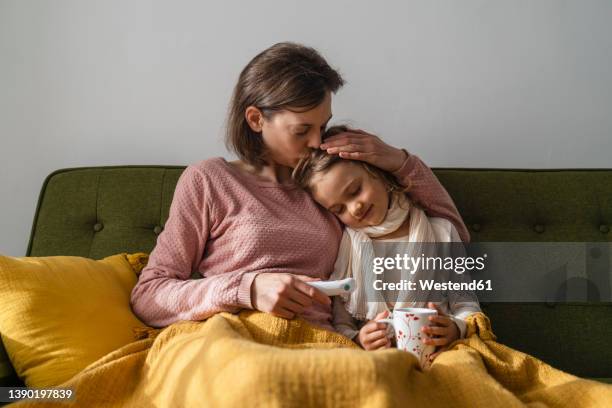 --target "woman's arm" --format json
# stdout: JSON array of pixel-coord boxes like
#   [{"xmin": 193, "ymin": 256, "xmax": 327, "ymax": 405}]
[
  {"xmin": 391, "ymin": 151, "xmax": 470, "ymax": 243},
  {"xmin": 130, "ymin": 166, "xmax": 258, "ymax": 328}
]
